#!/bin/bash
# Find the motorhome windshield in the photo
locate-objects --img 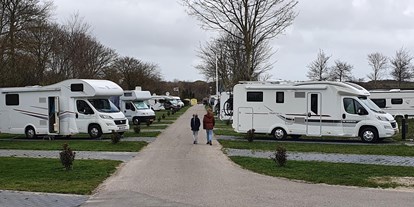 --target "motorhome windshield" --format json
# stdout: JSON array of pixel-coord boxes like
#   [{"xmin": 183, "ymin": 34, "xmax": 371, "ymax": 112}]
[
  {"xmin": 88, "ymin": 99, "xmax": 120, "ymax": 113},
  {"xmin": 358, "ymin": 97, "xmax": 385, "ymax": 114},
  {"xmin": 133, "ymin": 101, "xmax": 149, "ymax": 110}
]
